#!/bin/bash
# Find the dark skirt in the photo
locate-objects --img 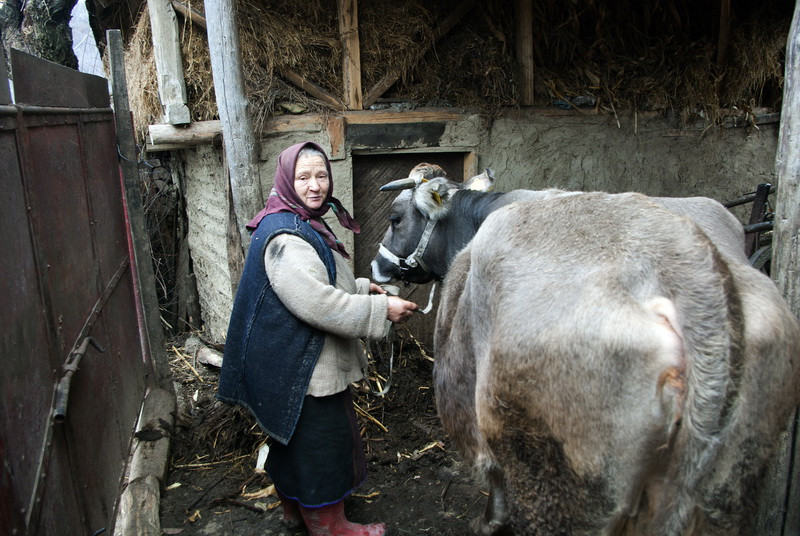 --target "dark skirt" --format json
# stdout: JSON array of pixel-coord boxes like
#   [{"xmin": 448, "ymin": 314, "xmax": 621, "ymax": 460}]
[{"xmin": 266, "ymin": 388, "xmax": 367, "ymax": 507}]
